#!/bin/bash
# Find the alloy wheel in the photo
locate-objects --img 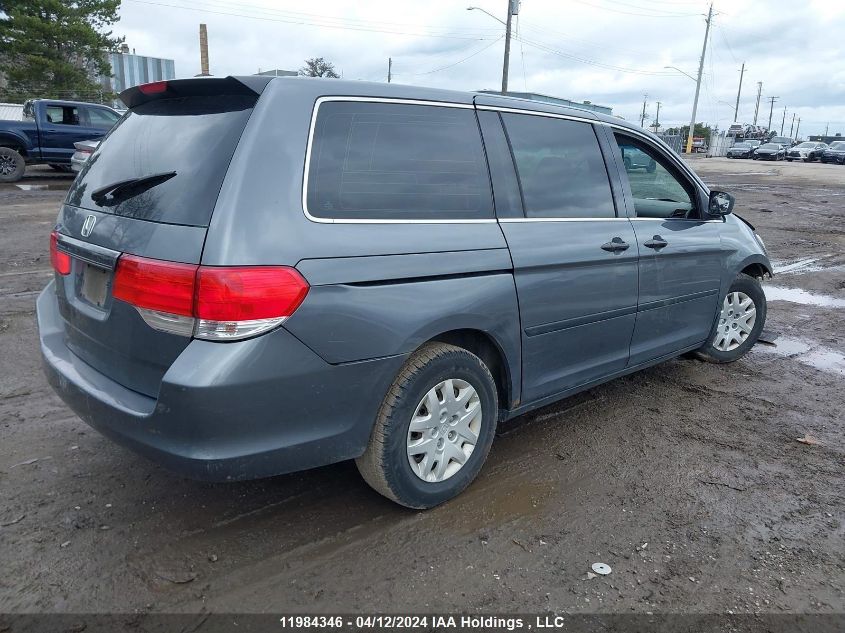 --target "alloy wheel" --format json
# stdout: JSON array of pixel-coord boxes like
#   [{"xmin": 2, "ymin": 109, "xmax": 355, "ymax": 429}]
[
  {"xmin": 406, "ymin": 378, "xmax": 482, "ymax": 483},
  {"xmin": 0, "ymin": 154, "xmax": 17, "ymax": 176},
  {"xmin": 713, "ymin": 291, "xmax": 756, "ymax": 352}
]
